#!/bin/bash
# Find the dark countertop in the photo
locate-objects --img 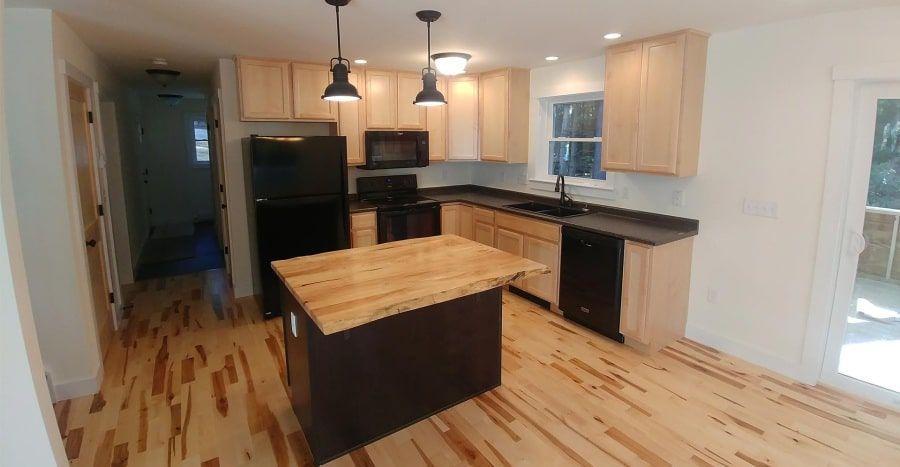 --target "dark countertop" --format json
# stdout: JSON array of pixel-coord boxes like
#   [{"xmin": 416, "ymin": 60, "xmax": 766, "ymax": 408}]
[
  {"xmin": 348, "ymin": 199, "xmax": 377, "ymax": 213},
  {"xmin": 350, "ymin": 185, "xmax": 699, "ymax": 246}
]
